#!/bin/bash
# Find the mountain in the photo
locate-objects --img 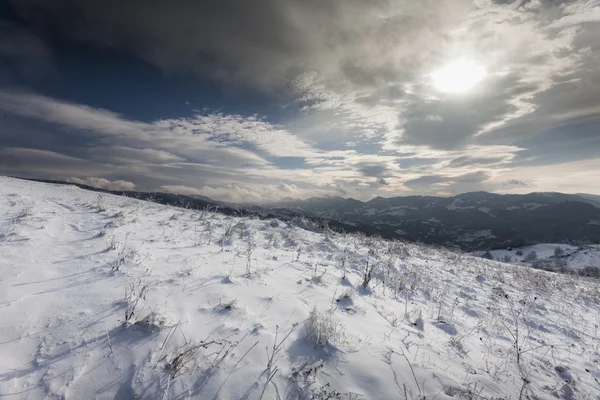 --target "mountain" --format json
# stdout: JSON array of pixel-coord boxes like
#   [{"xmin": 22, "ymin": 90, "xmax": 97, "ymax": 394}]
[
  {"xmin": 261, "ymin": 191, "xmax": 600, "ymax": 250},
  {"xmin": 12, "ymin": 177, "xmax": 600, "ymax": 251},
  {"xmin": 2, "ymin": 176, "xmax": 600, "ymax": 399},
  {"xmin": 577, "ymin": 192, "xmax": 600, "ymax": 206}
]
